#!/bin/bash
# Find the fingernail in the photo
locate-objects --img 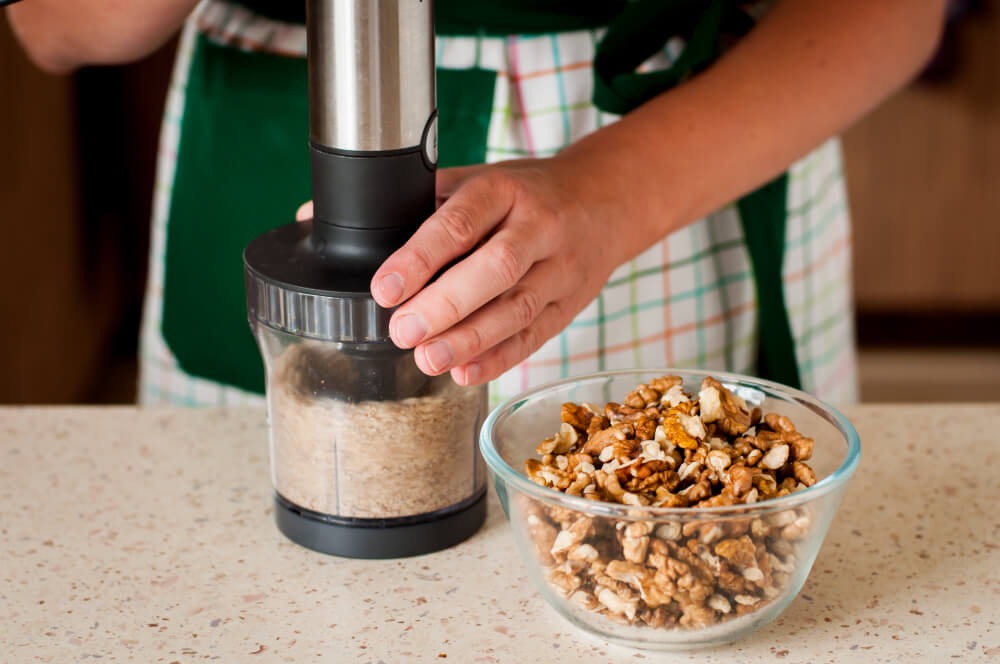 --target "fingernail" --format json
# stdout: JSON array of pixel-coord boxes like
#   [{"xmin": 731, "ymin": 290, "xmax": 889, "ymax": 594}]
[
  {"xmin": 393, "ymin": 313, "xmax": 427, "ymax": 347},
  {"xmin": 377, "ymin": 273, "xmax": 404, "ymax": 305},
  {"xmin": 464, "ymin": 362, "xmax": 481, "ymax": 385},
  {"xmin": 424, "ymin": 340, "xmax": 453, "ymax": 373}
]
